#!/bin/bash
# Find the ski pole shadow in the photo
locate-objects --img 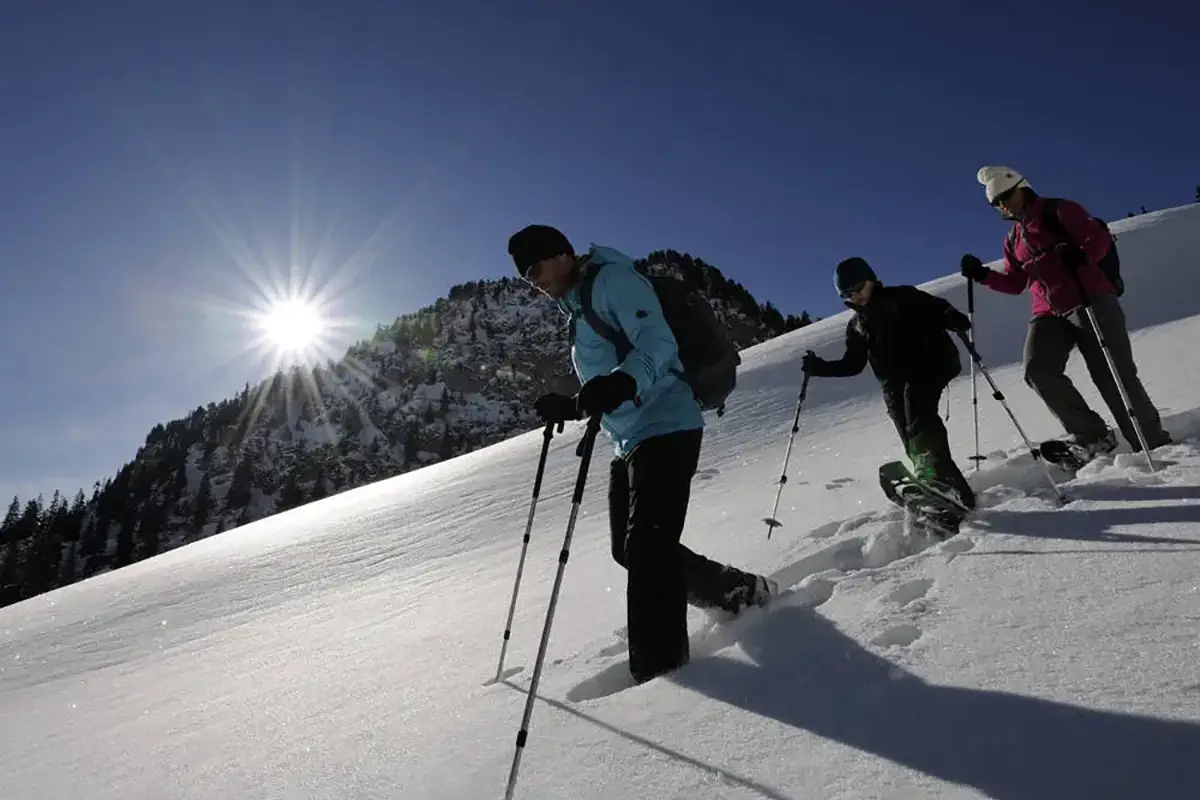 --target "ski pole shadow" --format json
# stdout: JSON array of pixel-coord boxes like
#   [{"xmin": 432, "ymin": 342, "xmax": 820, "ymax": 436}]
[
  {"xmin": 972, "ymin": 500, "xmax": 1200, "ymax": 546},
  {"xmin": 1058, "ymin": 482, "xmax": 1200, "ymax": 504},
  {"xmin": 669, "ymin": 604, "xmax": 1200, "ymax": 800},
  {"xmin": 499, "ymin": 679, "xmax": 792, "ymax": 800}
]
